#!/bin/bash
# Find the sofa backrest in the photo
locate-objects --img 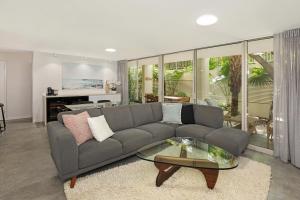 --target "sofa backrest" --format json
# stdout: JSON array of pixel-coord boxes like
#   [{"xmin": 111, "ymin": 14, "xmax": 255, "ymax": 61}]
[
  {"xmin": 193, "ymin": 104, "xmax": 224, "ymax": 128},
  {"xmin": 149, "ymin": 102, "xmax": 163, "ymax": 122},
  {"xmin": 102, "ymin": 105, "xmax": 135, "ymax": 131},
  {"xmin": 128, "ymin": 102, "xmax": 163, "ymax": 126},
  {"xmin": 57, "ymin": 108, "xmax": 102, "ymax": 124},
  {"xmin": 129, "ymin": 103, "xmax": 155, "ymax": 126},
  {"xmin": 56, "ymin": 103, "xmax": 223, "ymax": 131},
  {"xmin": 57, "ymin": 103, "xmax": 163, "ymax": 131},
  {"xmin": 103, "ymin": 102, "xmax": 163, "ymax": 130}
]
